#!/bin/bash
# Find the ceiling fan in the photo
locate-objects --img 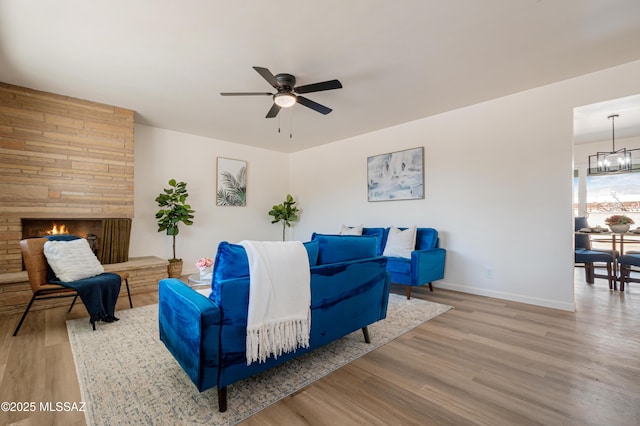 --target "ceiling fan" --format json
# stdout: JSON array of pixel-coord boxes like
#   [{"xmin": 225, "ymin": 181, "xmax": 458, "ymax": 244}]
[{"xmin": 221, "ymin": 66, "xmax": 342, "ymax": 118}]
